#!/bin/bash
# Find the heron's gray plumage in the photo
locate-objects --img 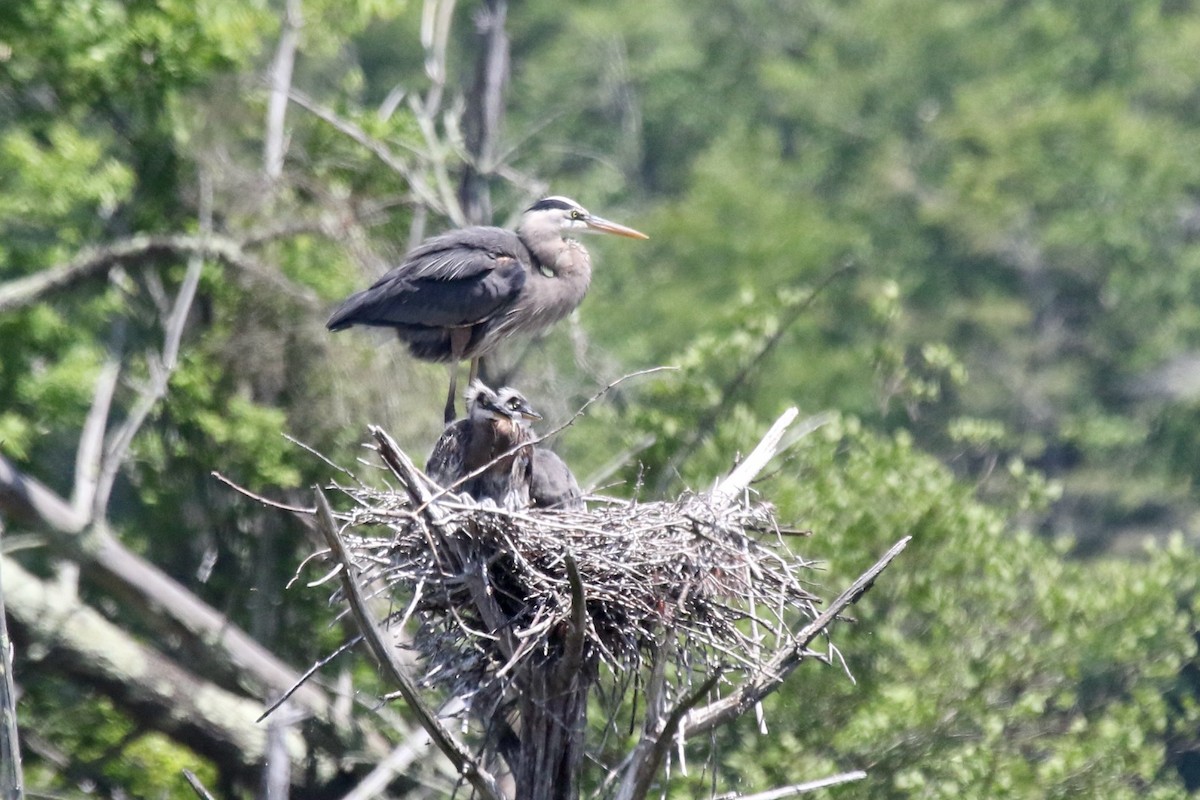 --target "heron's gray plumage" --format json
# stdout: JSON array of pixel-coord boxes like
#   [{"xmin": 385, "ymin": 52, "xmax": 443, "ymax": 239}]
[
  {"xmin": 530, "ymin": 448, "xmax": 584, "ymax": 511},
  {"xmin": 327, "ymin": 196, "xmax": 647, "ymax": 422}
]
